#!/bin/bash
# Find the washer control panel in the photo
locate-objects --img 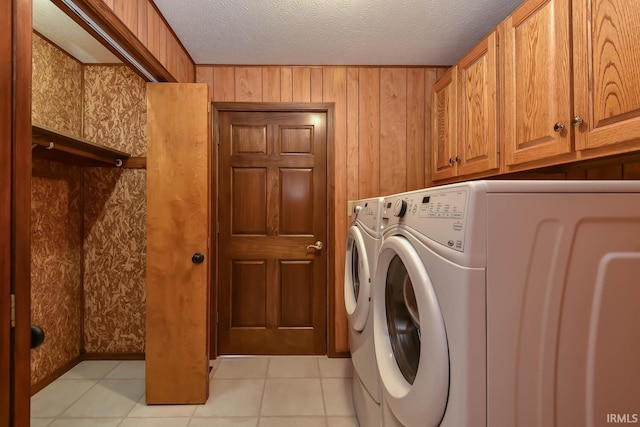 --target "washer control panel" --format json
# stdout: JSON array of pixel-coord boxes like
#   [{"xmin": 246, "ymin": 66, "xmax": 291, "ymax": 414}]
[
  {"xmin": 352, "ymin": 197, "xmax": 382, "ymax": 233},
  {"xmin": 382, "ymin": 187, "xmax": 469, "ymax": 252}
]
